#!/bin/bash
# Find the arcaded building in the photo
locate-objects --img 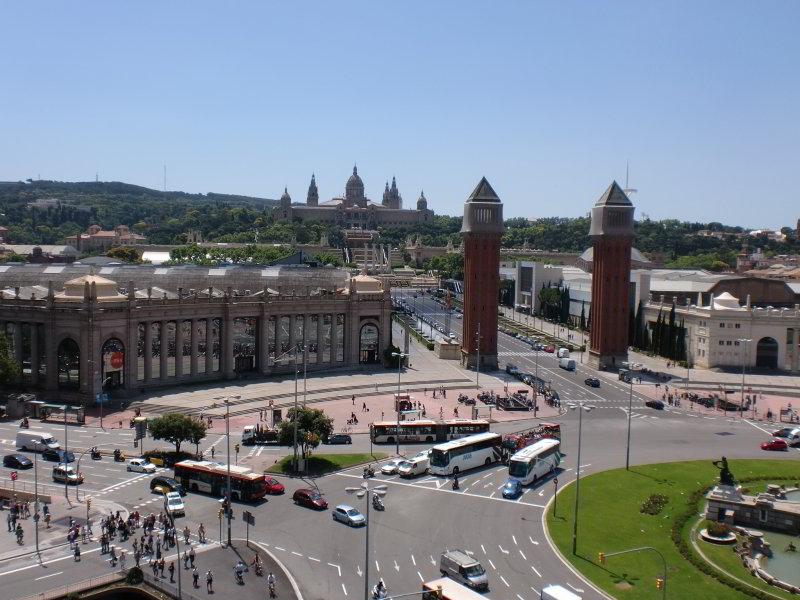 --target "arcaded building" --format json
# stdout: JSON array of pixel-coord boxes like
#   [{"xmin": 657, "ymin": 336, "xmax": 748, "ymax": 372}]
[
  {"xmin": 0, "ymin": 263, "xmax": 391, "ymax": 407},
  {"xmin": 277, "ymin": 166, "xmax": 435, "ymax": 229}
]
